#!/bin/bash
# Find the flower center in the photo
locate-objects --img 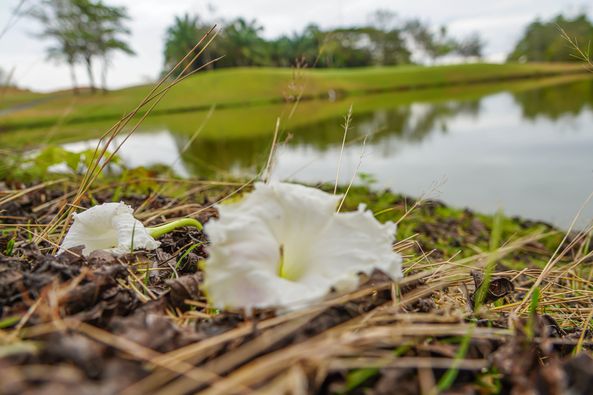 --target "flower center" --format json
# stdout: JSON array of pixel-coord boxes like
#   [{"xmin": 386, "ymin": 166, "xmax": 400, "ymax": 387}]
[
  {"xmin": 277, "ymin": 244, "xmax": 306, "ymax": 282},
  {"xmin": 277, "ymin": 245, "xmax": 288, "ymax": 279}
]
